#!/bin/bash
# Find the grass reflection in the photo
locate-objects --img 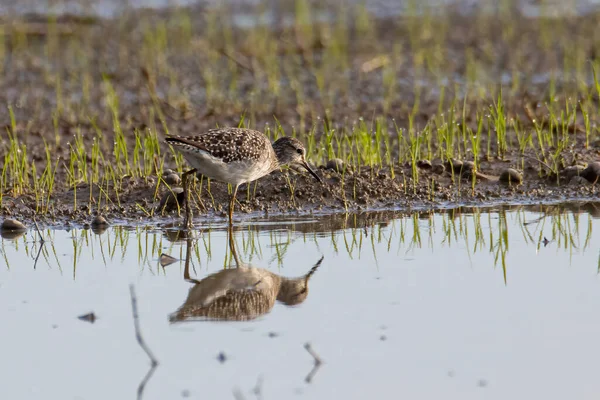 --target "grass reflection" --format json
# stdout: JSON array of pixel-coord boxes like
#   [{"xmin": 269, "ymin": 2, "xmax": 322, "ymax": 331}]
[{"xmin": 1, "ymin": 202, "xmax": 599, "ymax": 282}]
